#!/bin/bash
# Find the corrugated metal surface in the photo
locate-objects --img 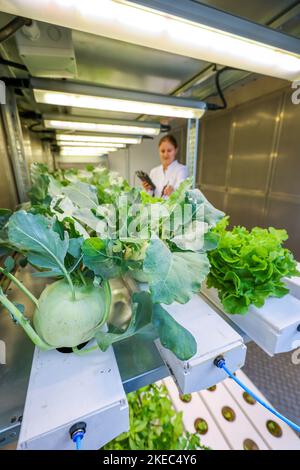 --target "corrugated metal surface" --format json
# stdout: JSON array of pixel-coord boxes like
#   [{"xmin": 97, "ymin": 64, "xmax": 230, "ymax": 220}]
[
  {"xmin": 194, "ymin": 0, "xmax": 298, "ymax": 25},
  {"xmin": 198, "ymin": 86, "xmax": 300, "ymax": 259},
  {"xmin": 0, "ymin": 115, "xmax": 18, "ymax": 209}
]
